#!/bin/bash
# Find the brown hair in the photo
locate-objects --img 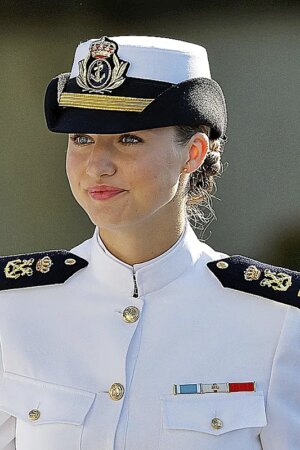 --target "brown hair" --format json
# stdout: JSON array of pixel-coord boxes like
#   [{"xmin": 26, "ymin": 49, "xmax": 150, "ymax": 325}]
[{"xmin": 175, "ymin": 125, "xmax": 227, "ymax": 232}]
